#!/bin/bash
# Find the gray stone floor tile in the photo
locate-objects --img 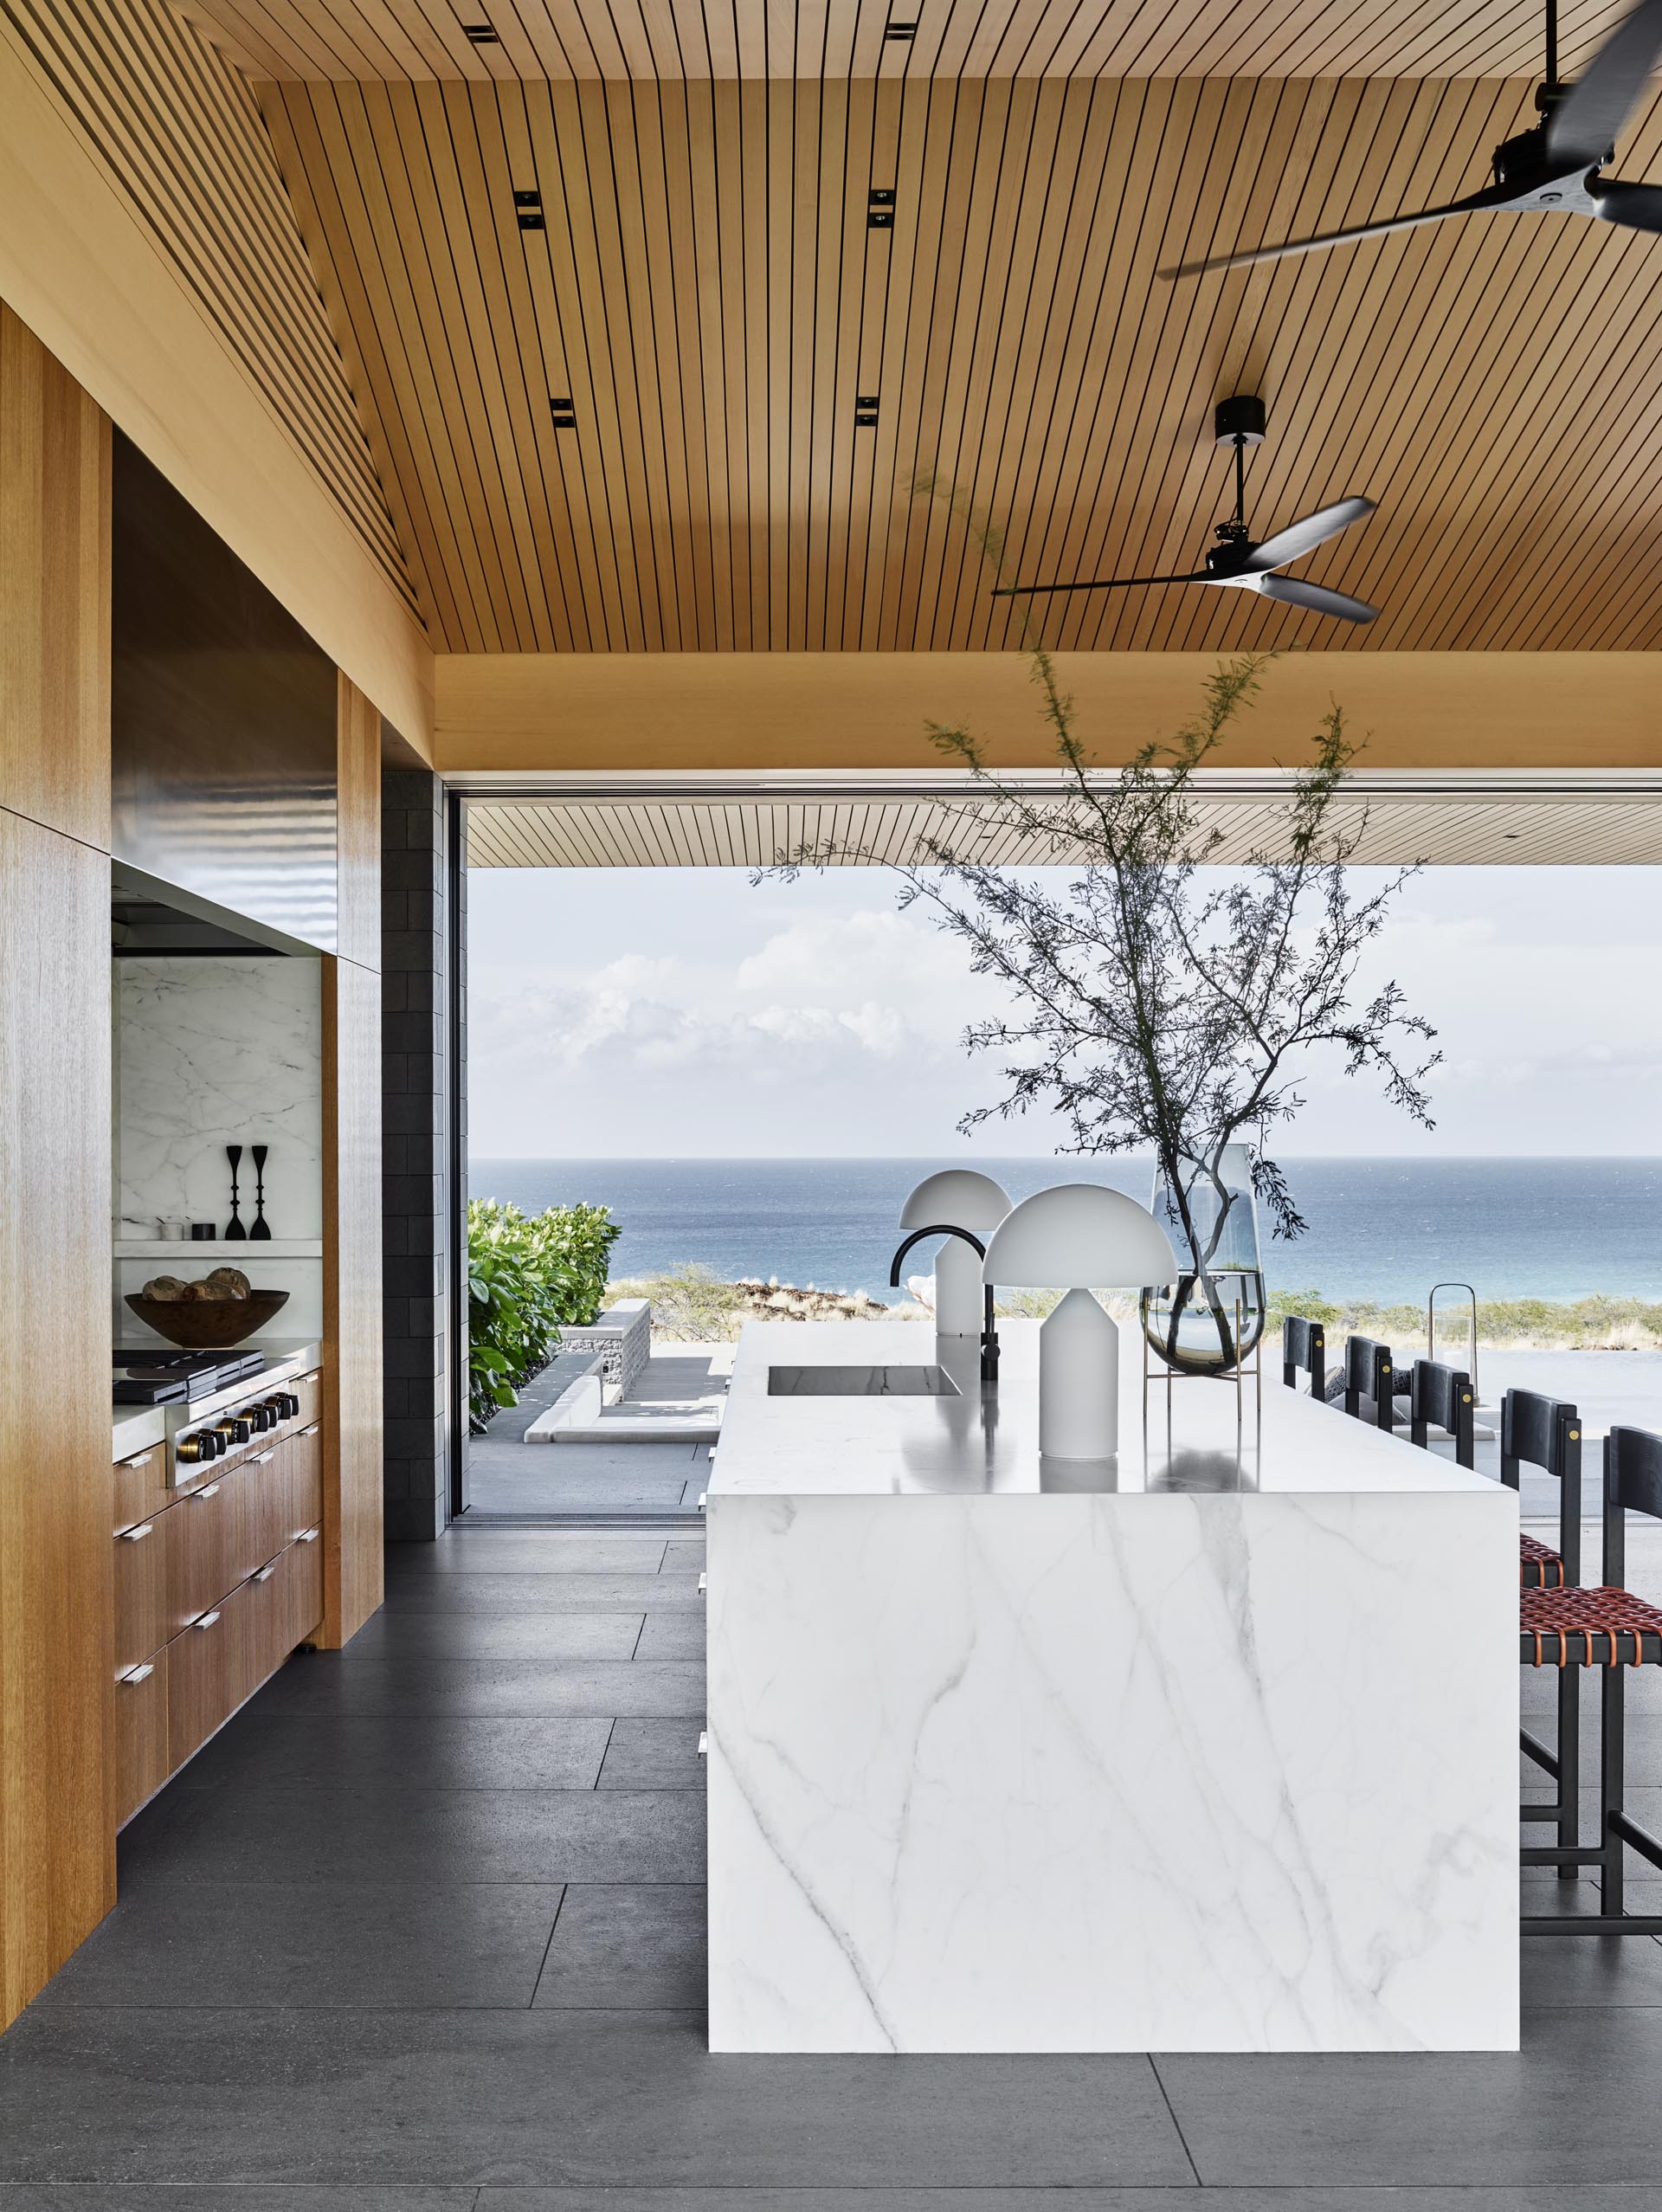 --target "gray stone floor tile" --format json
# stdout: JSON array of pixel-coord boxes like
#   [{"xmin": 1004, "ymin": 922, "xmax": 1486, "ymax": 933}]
[
  {"xmin": 0, "ymin": 2010, "xmax": 1191, "ymax": 2186},
  {"xmin": 388, "ymin": 1535, "xmax": 670, "ymax": 1575},
  {"xmin": 345, "ymin": 1613, "xmax": 647, "ymax": 1661},
  {"xmin": 597, "ymin": 1719, "xmax": 705, "ymax": 1790},
  {"xmin": 170, "ymin": 1714, "xmax": 613, "ymax": 1794},
  {"xmin": 33, "ymin": 1882, "xmax": 563, "ymax": 2009},
  {"xmin": 534, "ymin": 1886, "xmax": 705, "ymax": 2009},
  {"xmin": 660, "ymin": 1539, "xmax": 705, "ymax": 1571},
  {"xmin": 257, "ymin": 1654, "xmax": 704, "ymax": 1718},
  {"xmin": 382, "ymin": 1572, "xmax": 705, "ymax": 1615},
  {"xmin": 0, "ymin": 2192, "xmax": 477, "ymax": 2209},
  {"xmin": 1155, "ymin": 2006, "xmax": 1662, "ymax": 2185},
  {"xmin": 633, "ymin": 1613, "xmax": 705, "ymax": 1661},
  {"xmin": 124, "ymin": 1784, "xmax": 705, "ymax": 1886},
  {"xmin": 473, "ymin": 2195, "xmax": 1662, "ymax": 2212},
  {"xmin": 1521, "ymin": 1929, "xmax": 1662, "ymax": 2001}
]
